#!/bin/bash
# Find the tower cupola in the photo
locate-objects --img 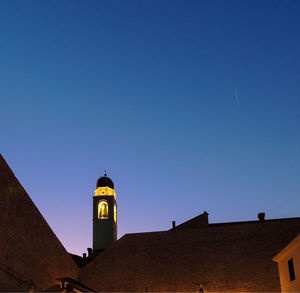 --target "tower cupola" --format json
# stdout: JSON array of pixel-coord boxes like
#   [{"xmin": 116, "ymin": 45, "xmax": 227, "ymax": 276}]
[
  {"xmin": 96, "ymin": 173, "xmax": 114, "ymax": 189},
  {"xmin": 95, "ymin": 173, "xmax": 116, "ymax": 197}
]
